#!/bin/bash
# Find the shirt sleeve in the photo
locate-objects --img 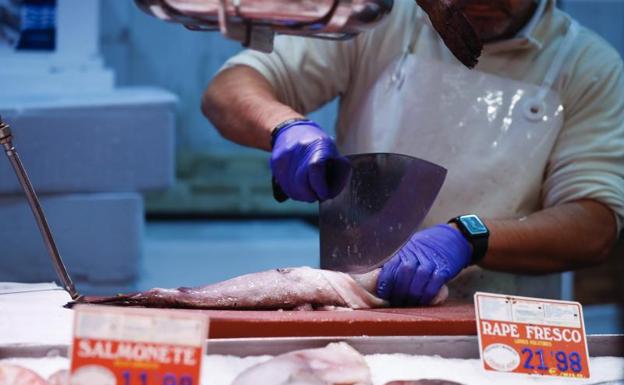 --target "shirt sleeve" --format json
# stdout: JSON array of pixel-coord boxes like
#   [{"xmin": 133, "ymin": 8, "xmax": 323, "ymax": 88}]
[
  {"xmin": 221, "ymin": 34, "xmax": 358, "ymax": 116},
  {"xmin": 542, "ymin": 36, "xmax": 624, "ymax": 235}
]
